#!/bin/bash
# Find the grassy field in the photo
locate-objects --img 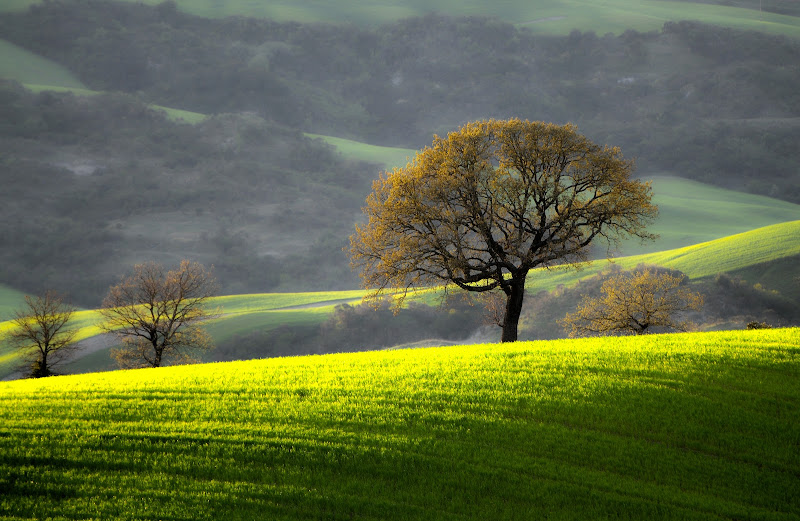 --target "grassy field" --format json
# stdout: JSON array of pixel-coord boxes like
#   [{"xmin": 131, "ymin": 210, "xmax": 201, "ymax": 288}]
[
  {"xmin": 3, "ymin": 0, "xmax": 798, "ymax": 37},
  {"xmin": 0, "ymin": 285, "xmax": 26, "ymax": 322},
  {"xmin": 0, "ymin": 39, "xmax": 86, "ymax": 89},
  {"xmin": 628, "ymin": 176, "xmax": 800, "ymax": 255},
  {"xmin": 307, "ymin": 133, "xmax": 416, "ymax": 171},
  {"xmin": 0, "ymin": 328, "xmax": 797, "ymax": 520},
  {"xmin": 523, "ymin": 219, "xmax": 800, "ymax": 294}
]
